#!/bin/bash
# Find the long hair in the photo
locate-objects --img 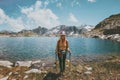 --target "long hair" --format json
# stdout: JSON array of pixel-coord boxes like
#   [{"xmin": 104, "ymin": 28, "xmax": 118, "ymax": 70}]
[{"xmin": 60, "ymin": 35, "xmax": 66, "ymax": 43}]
